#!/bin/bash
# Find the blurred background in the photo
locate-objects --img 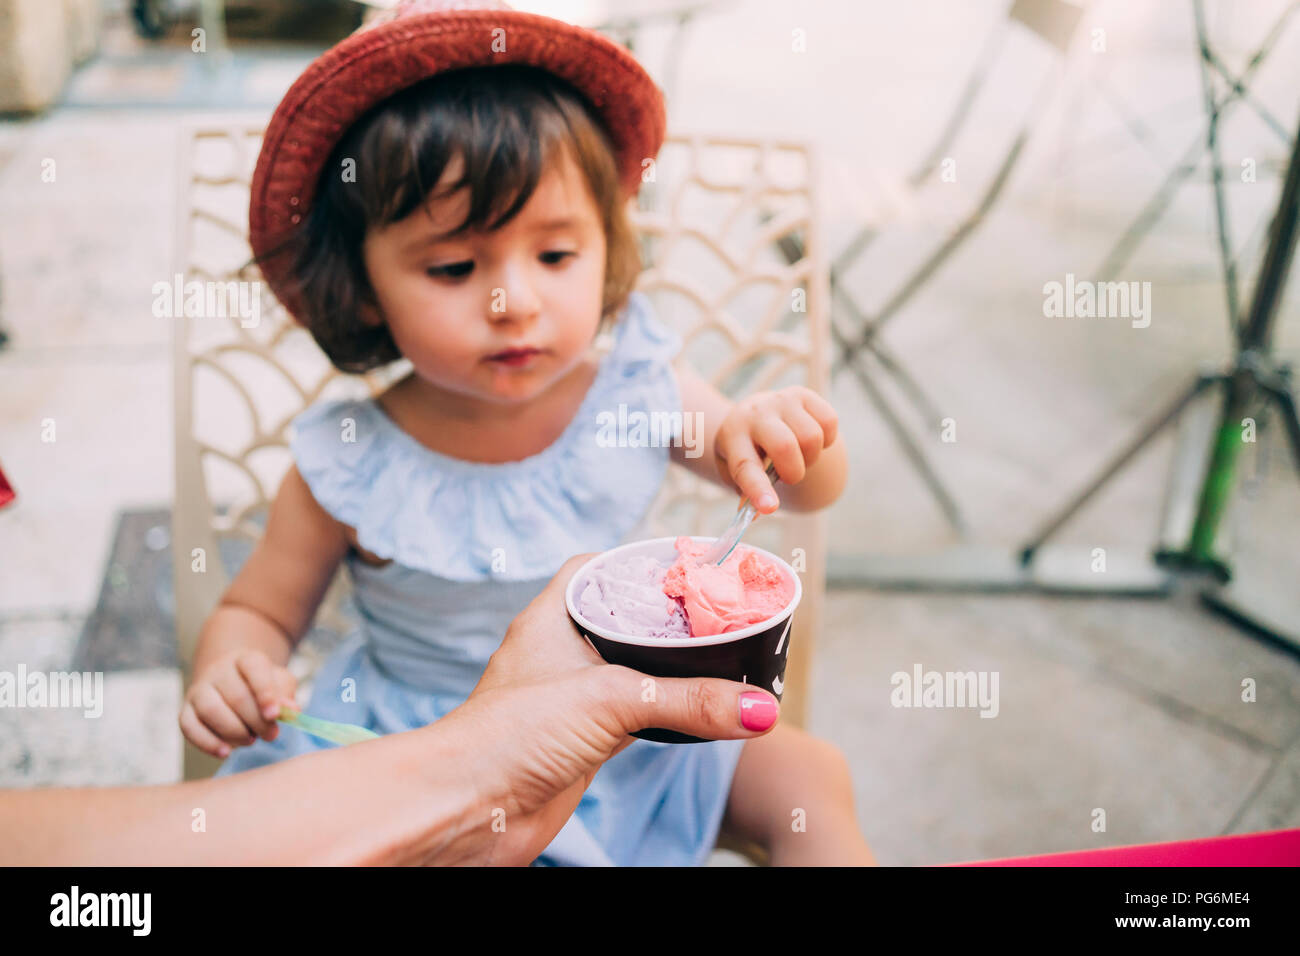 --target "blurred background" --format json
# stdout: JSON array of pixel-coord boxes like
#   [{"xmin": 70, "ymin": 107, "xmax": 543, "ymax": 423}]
[{"xmin": 1, "ymin": 0, "xmax": 1298, "ymax": 865}]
